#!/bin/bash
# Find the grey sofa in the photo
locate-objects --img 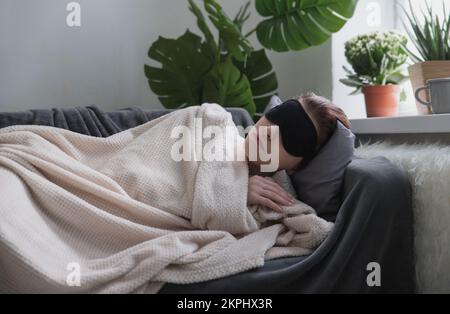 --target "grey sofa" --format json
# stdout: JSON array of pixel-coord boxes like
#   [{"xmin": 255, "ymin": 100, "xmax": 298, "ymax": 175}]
[{"xmin": 0, "ymin": 105, "xmax": 415, "ymax": 293}]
